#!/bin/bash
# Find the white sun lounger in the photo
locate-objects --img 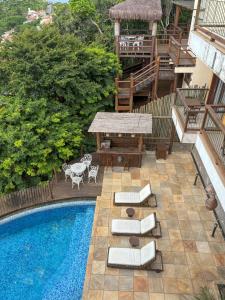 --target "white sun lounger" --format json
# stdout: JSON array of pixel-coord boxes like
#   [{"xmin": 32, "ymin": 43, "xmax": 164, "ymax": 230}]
[
  {"xmin": 113, "ymin": 184, "xmax": 157, "ymax": 207},
  {"xmin": 111, "ymin": 212, "xmax": 161, "ymax": 237},
  {"xmin": 107, "ymin": 240, "xmax": 163, "ymax": 272}
]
